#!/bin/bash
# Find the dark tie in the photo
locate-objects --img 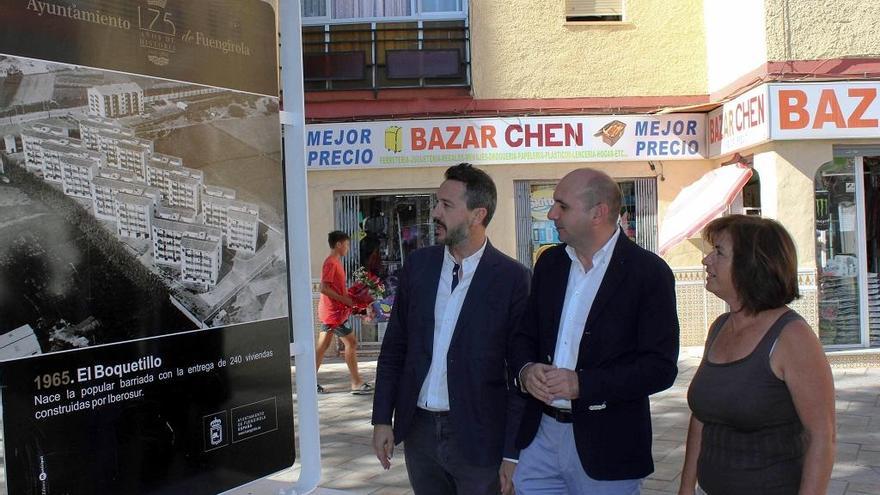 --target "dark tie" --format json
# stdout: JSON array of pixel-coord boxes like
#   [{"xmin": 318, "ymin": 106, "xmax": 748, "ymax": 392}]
[{"xmin": 451, "ymin": 263, "xmax": 461, "ymax": 292}]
